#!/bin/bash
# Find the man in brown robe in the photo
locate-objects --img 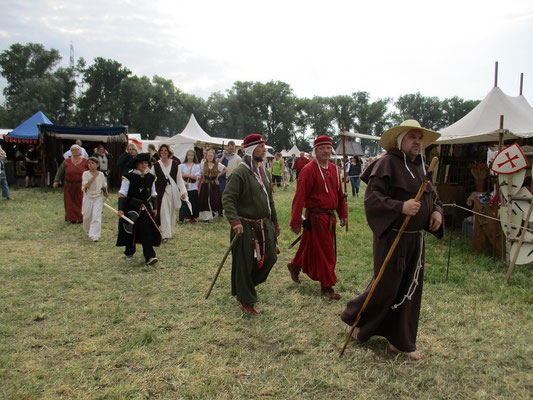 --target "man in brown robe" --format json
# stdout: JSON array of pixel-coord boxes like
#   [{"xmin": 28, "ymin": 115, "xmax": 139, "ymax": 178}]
[{"xmin": 340, "ymin": 120, "xmax": 444, "ymax": 360}]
